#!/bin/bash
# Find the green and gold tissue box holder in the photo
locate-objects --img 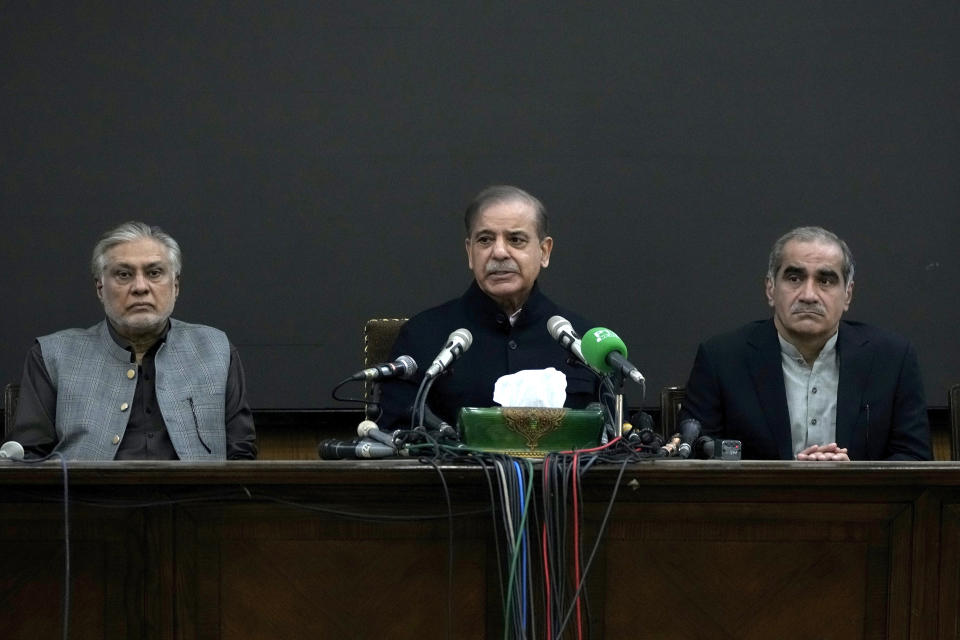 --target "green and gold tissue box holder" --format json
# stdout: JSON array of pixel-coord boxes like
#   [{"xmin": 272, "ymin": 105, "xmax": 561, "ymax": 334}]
[{"xmin": 457, "ymin": 406, "xmax": 605, "ymax": 457}]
